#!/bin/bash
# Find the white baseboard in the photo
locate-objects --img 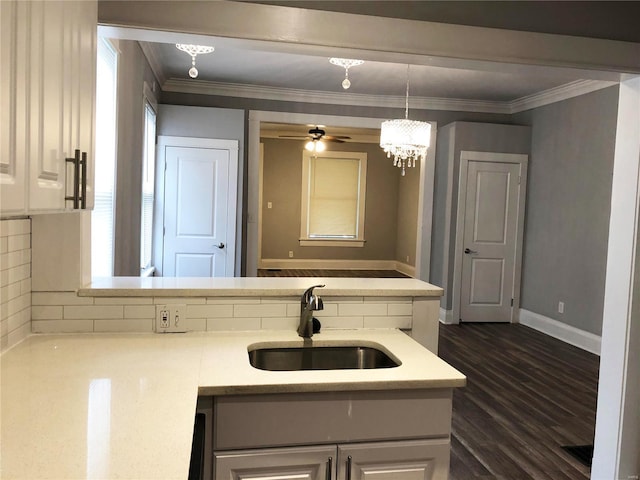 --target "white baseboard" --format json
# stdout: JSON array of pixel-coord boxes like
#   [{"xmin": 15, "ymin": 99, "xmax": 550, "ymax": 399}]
[
  {"xmin": 439, "ymin": 308, "xmax": 456, "ymax": 324},
  {"xmin": 259, "ymin": 258, "xmax": 414, "ymax": 274},
  {"xmin": 519, "ymin": 308, "xmax": 601, "ymax": 355}
]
